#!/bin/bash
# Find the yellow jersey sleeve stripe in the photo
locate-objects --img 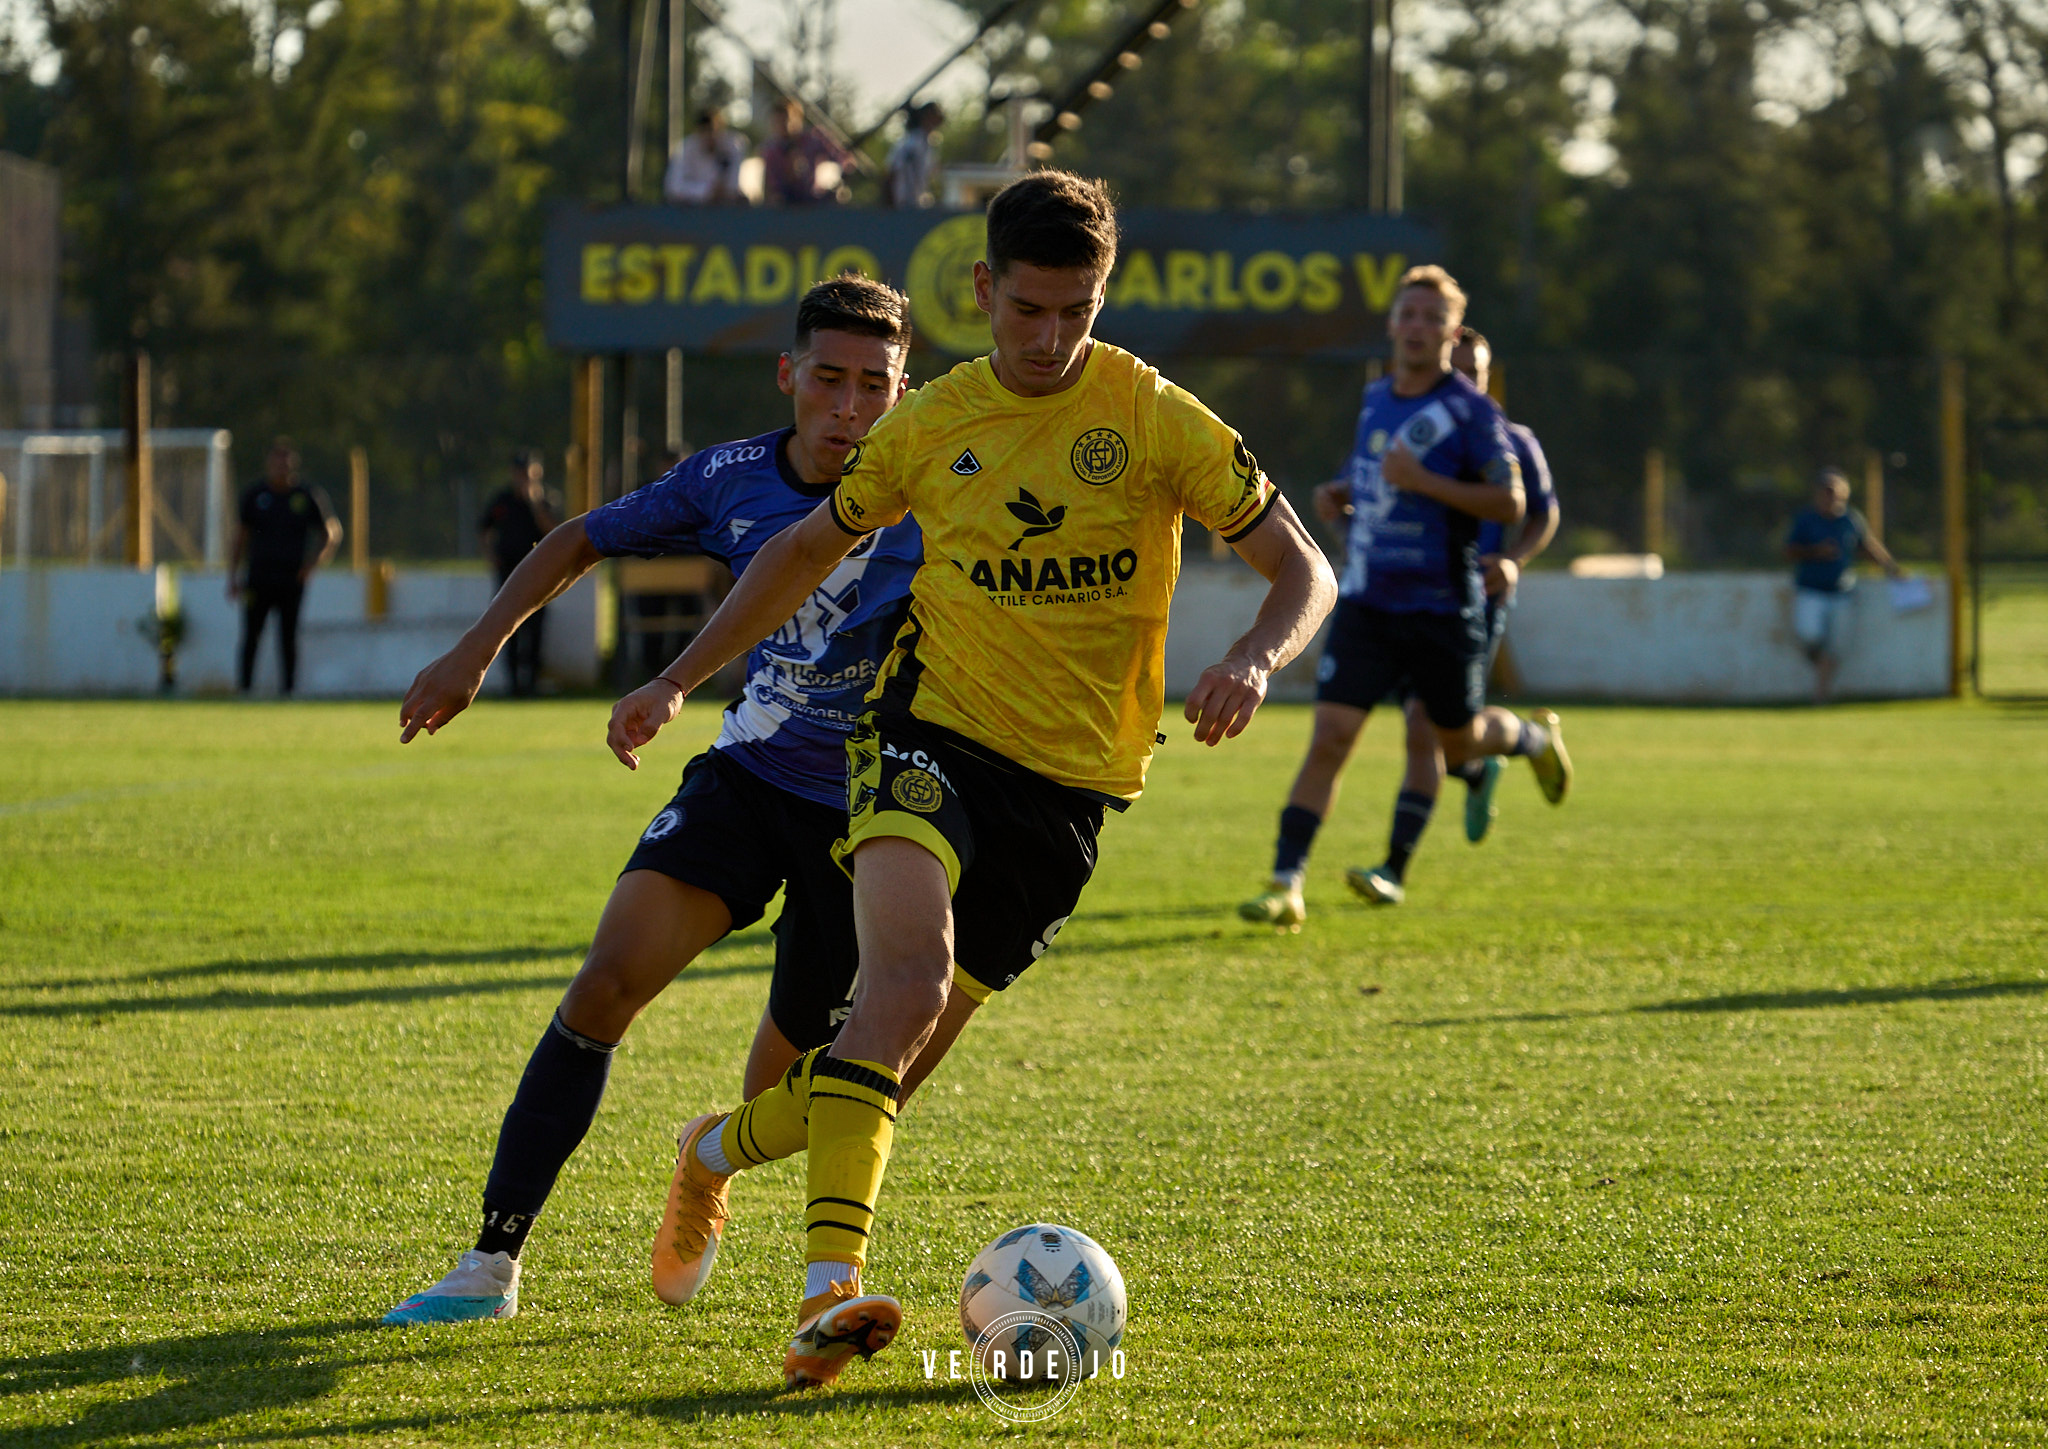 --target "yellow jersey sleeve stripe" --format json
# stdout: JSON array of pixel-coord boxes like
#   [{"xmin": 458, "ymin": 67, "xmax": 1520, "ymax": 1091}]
[
  {"xmin": 828, "ymin": 494, "xmax": 869, "ymax": 536},
  {"xmin": 1219, "ymin": 484, "xmax": 1279, "ymax": 544}
]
